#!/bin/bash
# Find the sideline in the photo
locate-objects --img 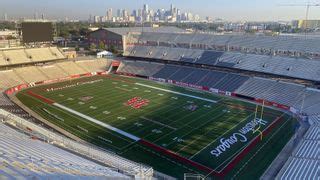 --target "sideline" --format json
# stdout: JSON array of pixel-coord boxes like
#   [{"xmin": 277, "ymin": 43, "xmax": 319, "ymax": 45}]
[
  {"xmin": 135, "ymin": 83, "xmax": 217, "ymax": 103},
  {"xmin": 53, "ymin": 103, "xmax": 141, "ymax": 141}
]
